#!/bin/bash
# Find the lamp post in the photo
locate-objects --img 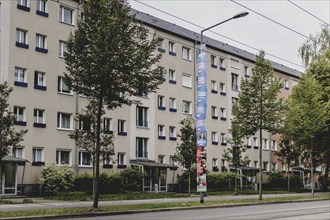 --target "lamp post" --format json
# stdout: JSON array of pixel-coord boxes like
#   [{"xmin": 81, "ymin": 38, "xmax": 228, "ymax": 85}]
[{"xmin": 196, "ymin": 11, "xmax": 248, "ymax": 204}]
